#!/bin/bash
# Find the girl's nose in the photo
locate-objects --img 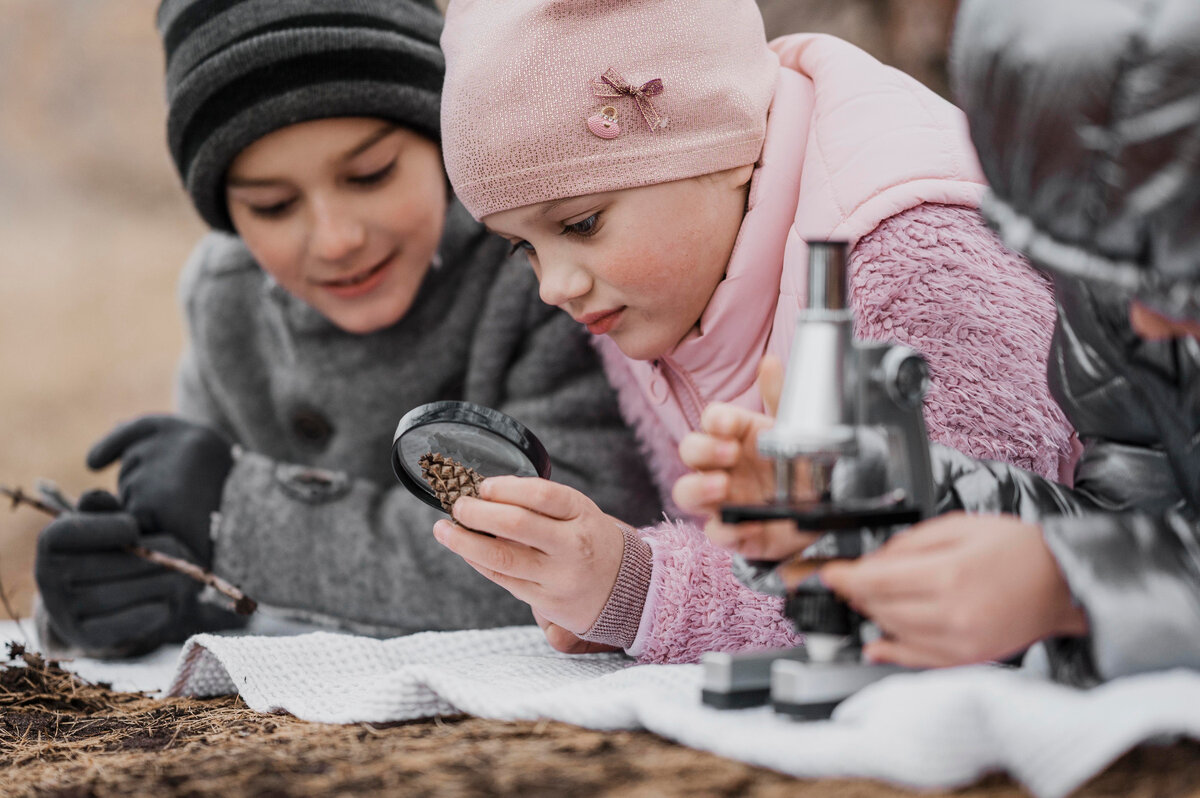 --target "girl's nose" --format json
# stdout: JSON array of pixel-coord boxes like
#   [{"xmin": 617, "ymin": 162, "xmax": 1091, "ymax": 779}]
[
  {"xmin": 537, "ymin": 258, "xmax": 592, "ymax": 307},
  {"xmin": 309, "ymin": 198, "xmax": 366, "ymax": 262}
]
